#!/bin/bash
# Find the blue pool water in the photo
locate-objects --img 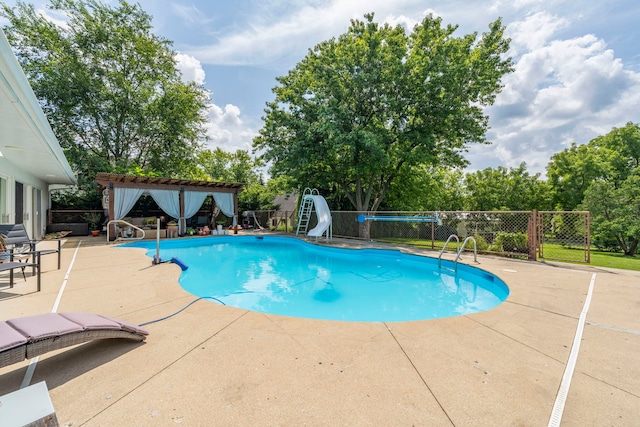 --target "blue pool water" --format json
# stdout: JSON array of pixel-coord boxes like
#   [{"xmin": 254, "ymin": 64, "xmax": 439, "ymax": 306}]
[{"xmin": 123, "ymin": 236, "xmax": 509, "ymax": 322}]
